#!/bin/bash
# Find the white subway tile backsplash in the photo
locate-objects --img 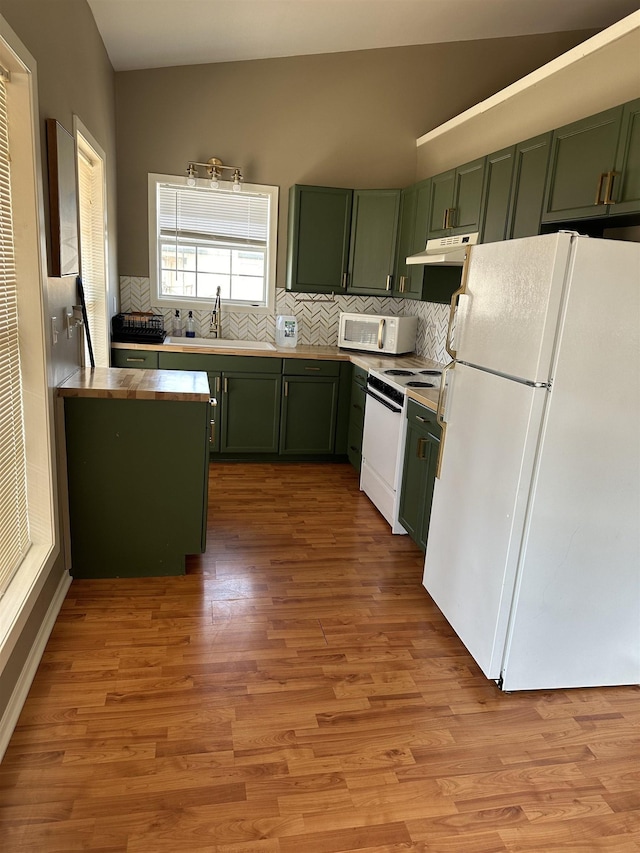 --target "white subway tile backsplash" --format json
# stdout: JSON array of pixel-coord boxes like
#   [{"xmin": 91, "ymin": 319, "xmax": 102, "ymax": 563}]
[{"xmin": 118, "ymin": 277, "xmax": 449, "ymax": 363}]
